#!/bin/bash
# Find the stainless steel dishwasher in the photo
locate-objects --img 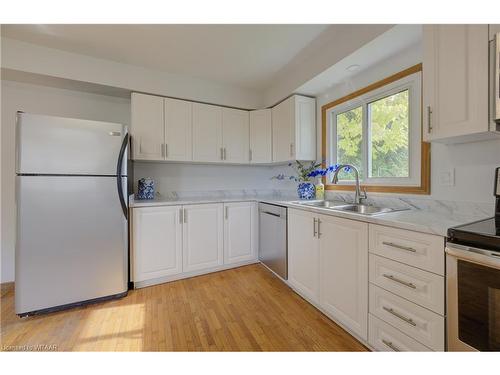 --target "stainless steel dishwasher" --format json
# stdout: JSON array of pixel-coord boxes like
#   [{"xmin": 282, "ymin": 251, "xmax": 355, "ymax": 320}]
[{"xmin": 259, "ymin": 203, "xmax": 287, "ymax": 279}]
